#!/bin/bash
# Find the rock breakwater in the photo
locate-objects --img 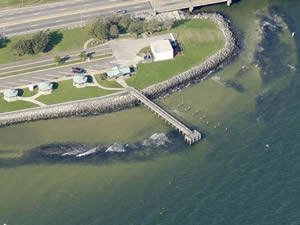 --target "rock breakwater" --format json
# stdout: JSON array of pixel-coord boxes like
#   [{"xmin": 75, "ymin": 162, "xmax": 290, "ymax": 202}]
[{"xmin": 0, "ymin": 11, "xmax": 237, "ymax": 127}]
